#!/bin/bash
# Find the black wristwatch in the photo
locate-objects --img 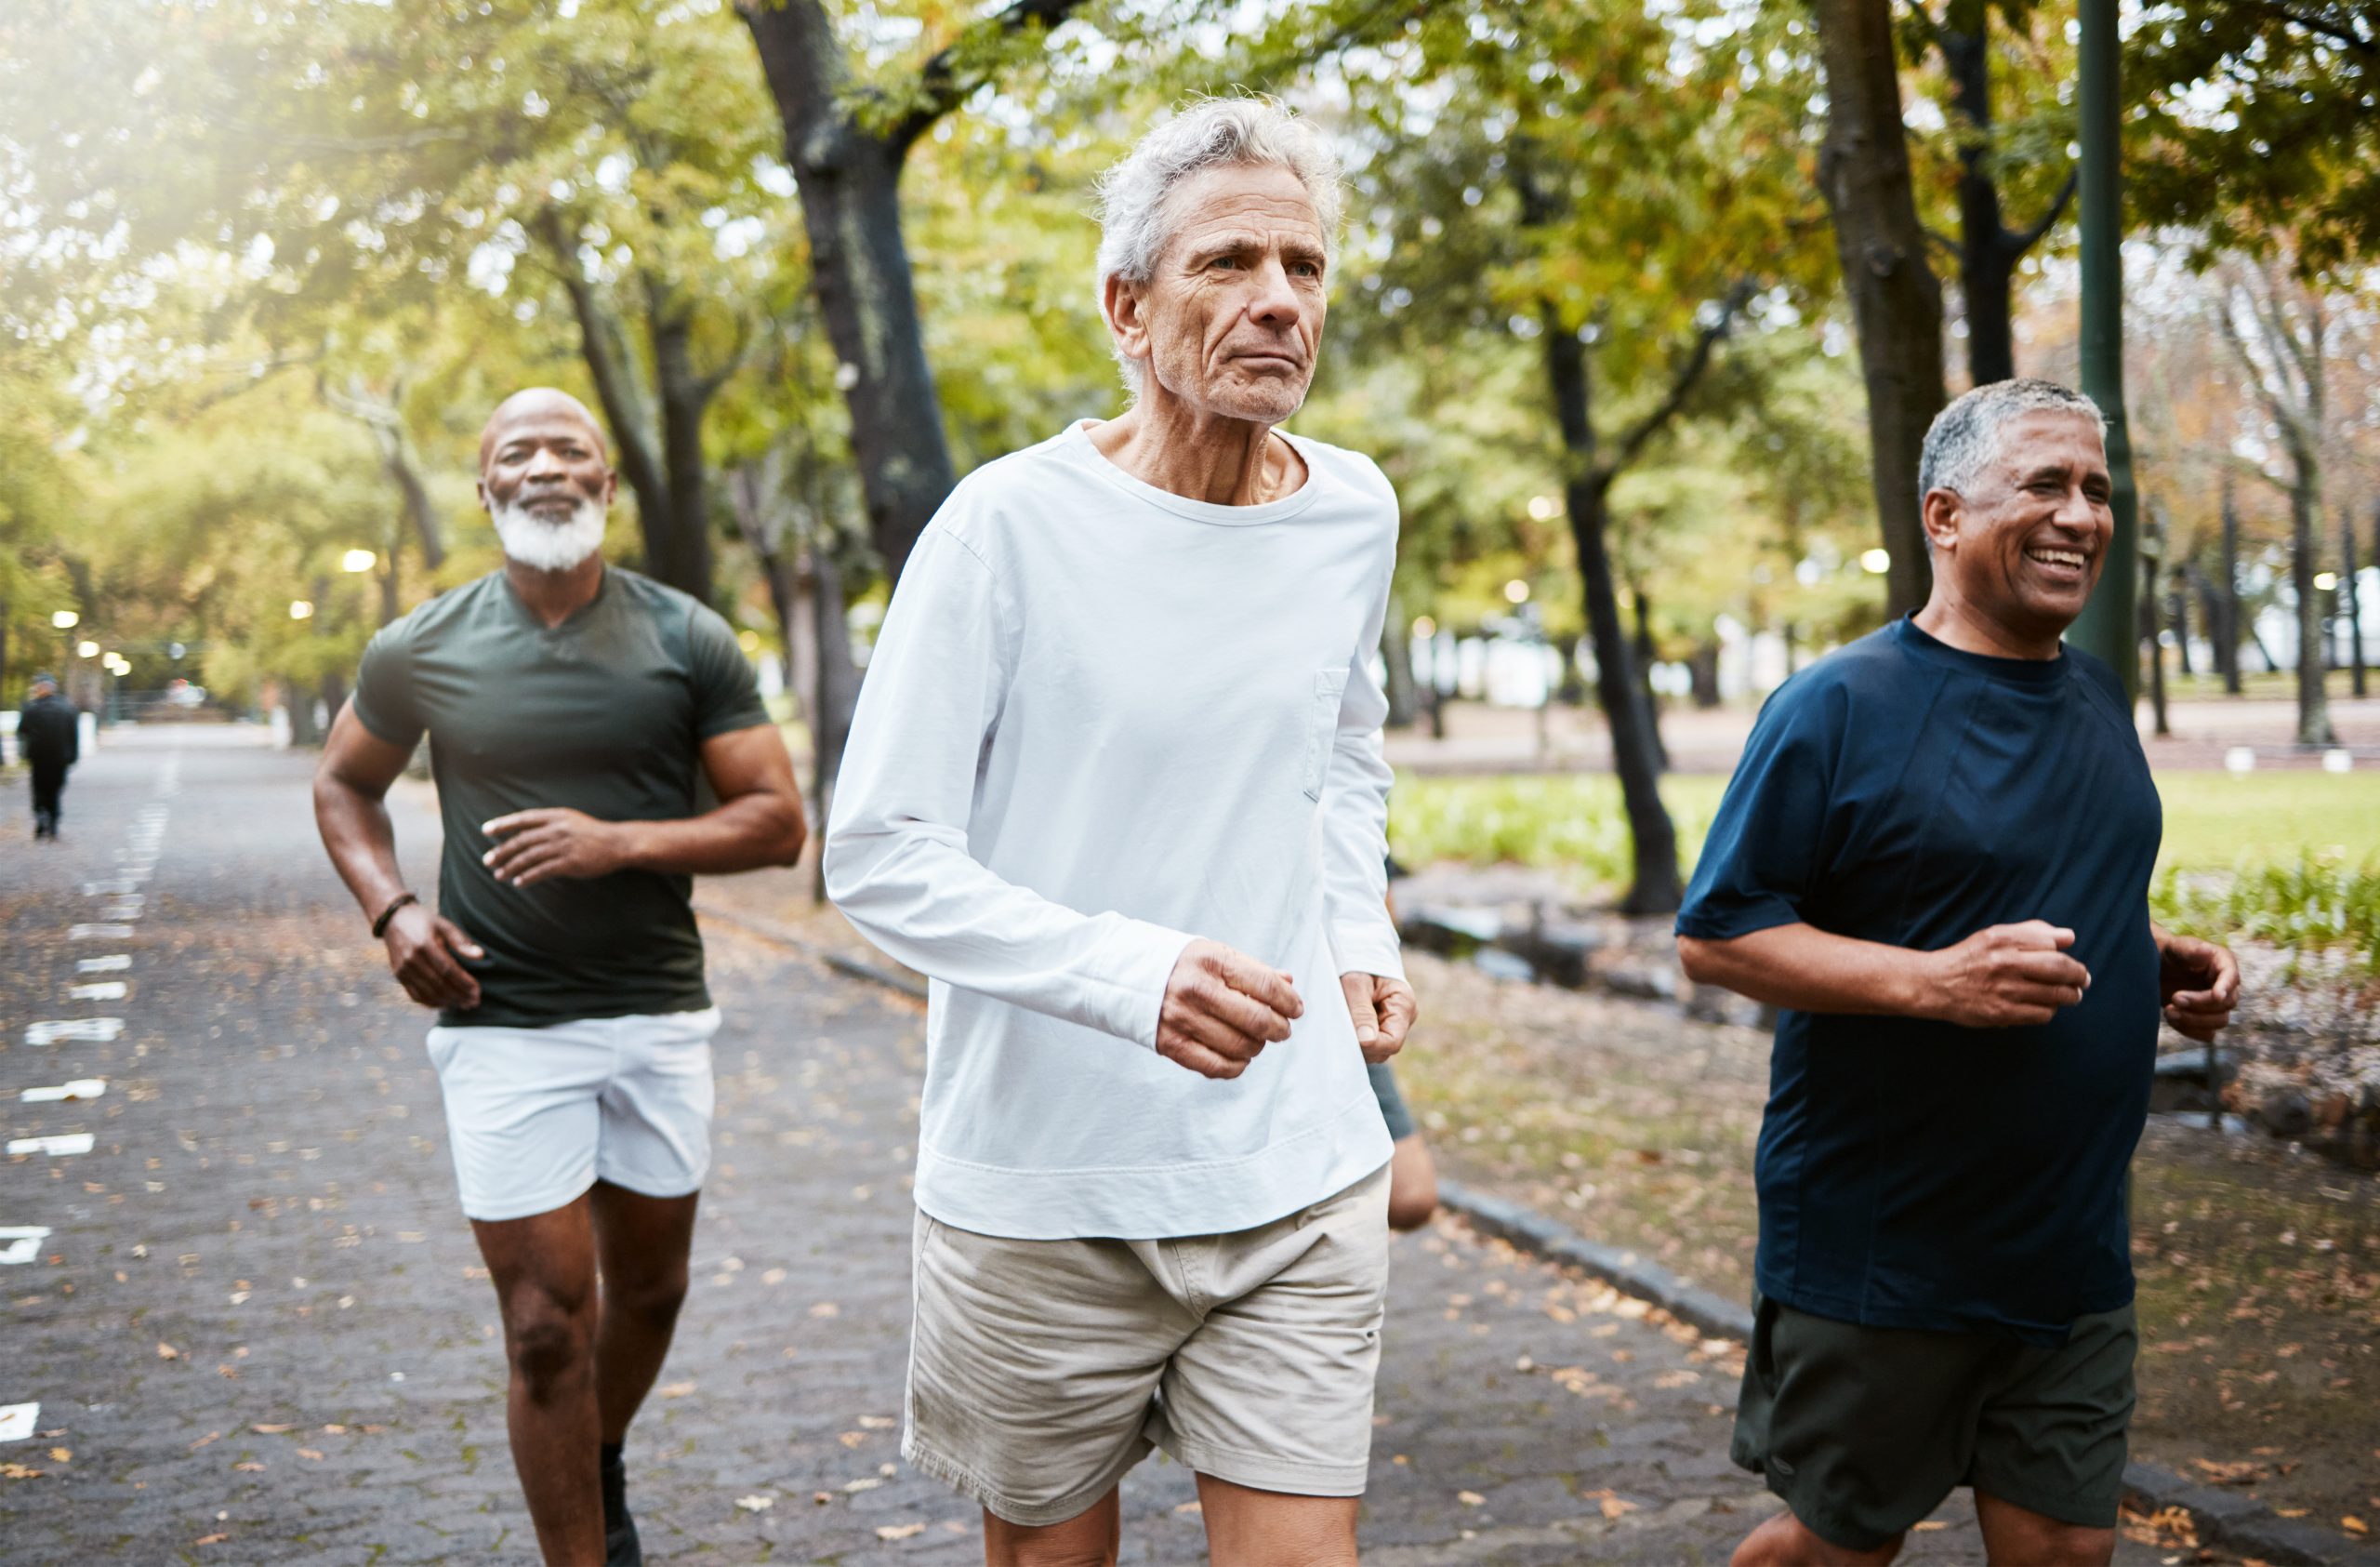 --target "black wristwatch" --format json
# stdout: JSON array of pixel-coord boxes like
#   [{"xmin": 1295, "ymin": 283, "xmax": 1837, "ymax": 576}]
[{"xmin": 371, "ymin": 892, "xmax": 419, "ymax": 938}]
